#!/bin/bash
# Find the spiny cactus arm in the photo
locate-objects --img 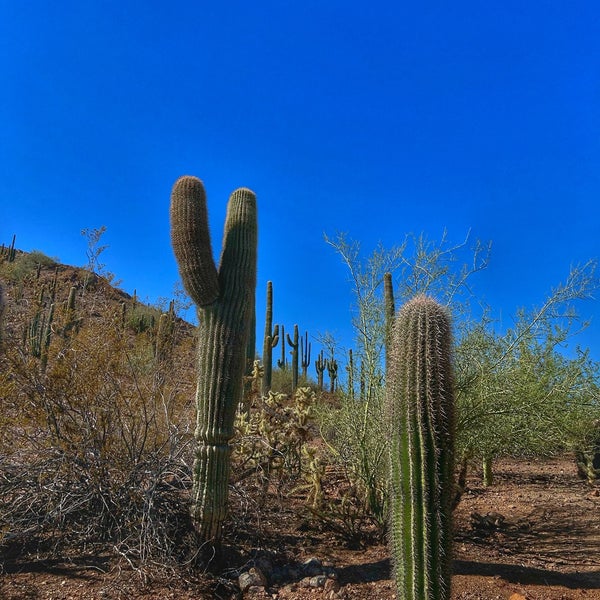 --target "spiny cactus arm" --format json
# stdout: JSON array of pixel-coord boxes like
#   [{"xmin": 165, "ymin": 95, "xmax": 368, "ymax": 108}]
[
  {"xmin": 195, "ymin": 187, "xmax": 258, "ymax": 444},
  {"xmin": 384, "ymin": 272, "xmax": 395, "ymax": 373},
  {"xmin": 170, "ymin": 176, "xmax": 219, "ymax": 306},
  {"xmin": 387, "ymin": 295, "xmax": 455, "ymax": 600}
]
